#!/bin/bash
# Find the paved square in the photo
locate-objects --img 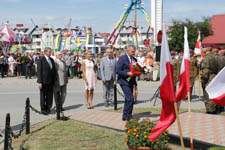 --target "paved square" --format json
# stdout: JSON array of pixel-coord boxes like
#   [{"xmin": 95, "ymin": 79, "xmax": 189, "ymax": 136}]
[{"xmin": 70, "ymin": 110, "xmax": 225, "ymax": 146}]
